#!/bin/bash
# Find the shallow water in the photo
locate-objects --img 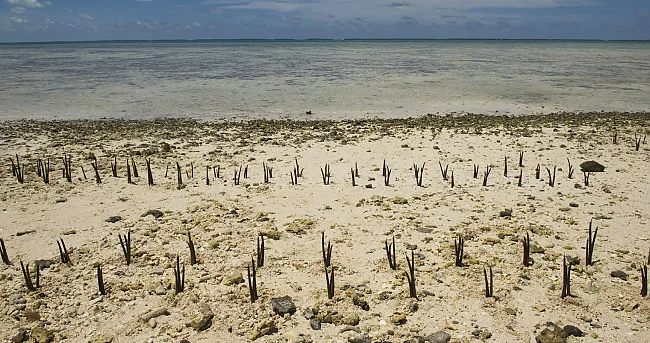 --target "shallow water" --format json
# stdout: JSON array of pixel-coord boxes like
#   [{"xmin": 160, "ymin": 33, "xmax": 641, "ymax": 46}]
[{"xmin": 1, "ymin": 40, "xmax": 649, "ymax": 120}]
